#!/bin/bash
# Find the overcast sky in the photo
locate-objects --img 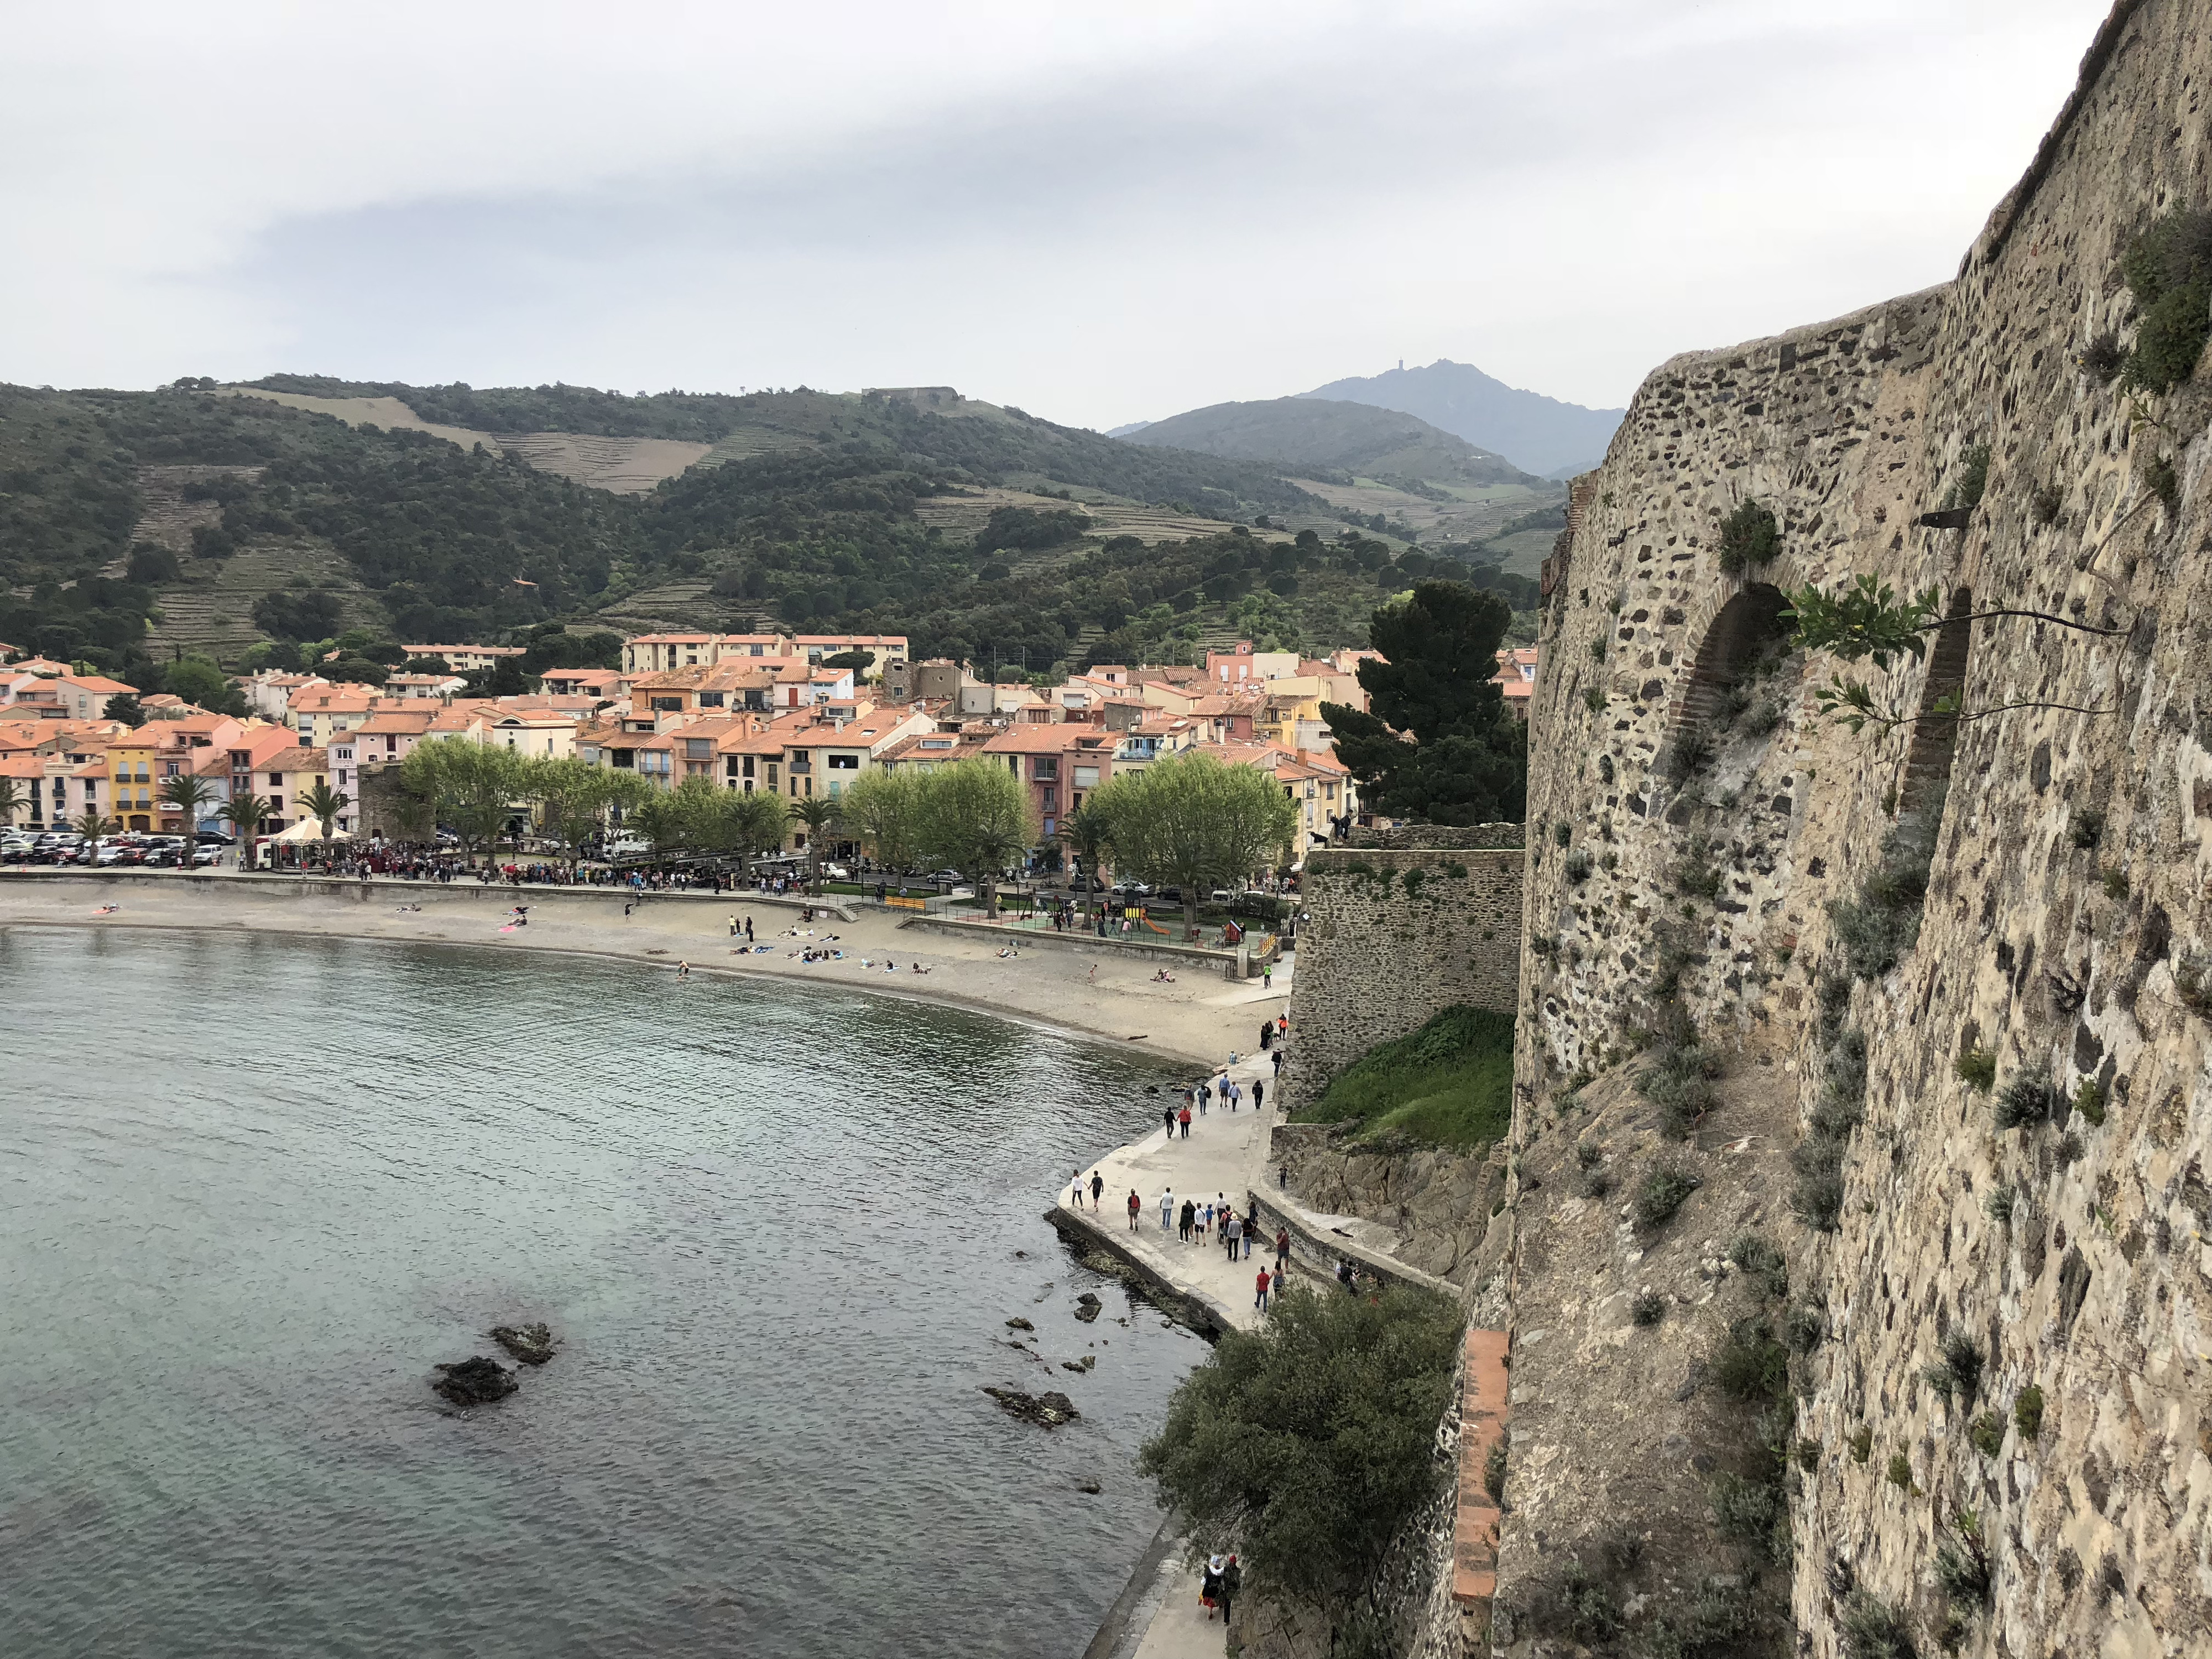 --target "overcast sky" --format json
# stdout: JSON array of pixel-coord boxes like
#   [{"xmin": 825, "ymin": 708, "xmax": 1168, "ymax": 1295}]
[{"xmin": 4, "ymin": 1, "xmax": 2108, "ymax": 430}]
